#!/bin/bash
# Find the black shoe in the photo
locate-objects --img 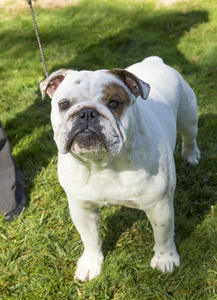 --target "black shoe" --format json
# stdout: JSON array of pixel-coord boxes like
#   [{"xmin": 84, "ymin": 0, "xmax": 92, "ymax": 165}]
[{"xmin": 5, "ymin": 194, "xmax": 26, "ymax": 221}]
